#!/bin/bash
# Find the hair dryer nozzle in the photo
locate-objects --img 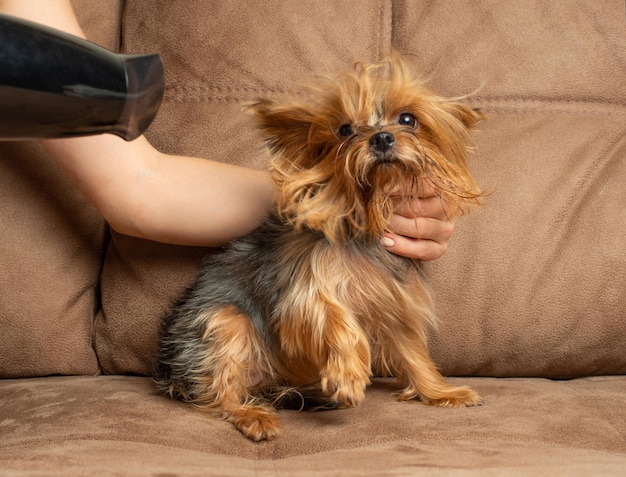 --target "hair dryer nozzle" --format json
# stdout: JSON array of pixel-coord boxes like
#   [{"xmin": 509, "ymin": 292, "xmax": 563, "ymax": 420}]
[
  {"xmin": 0, "ymin": 14, "xmax": 165, "ymax": 141},
  {"xmin": 117, "ymin": 53, "xmax": 165, "ymax": 140}
]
